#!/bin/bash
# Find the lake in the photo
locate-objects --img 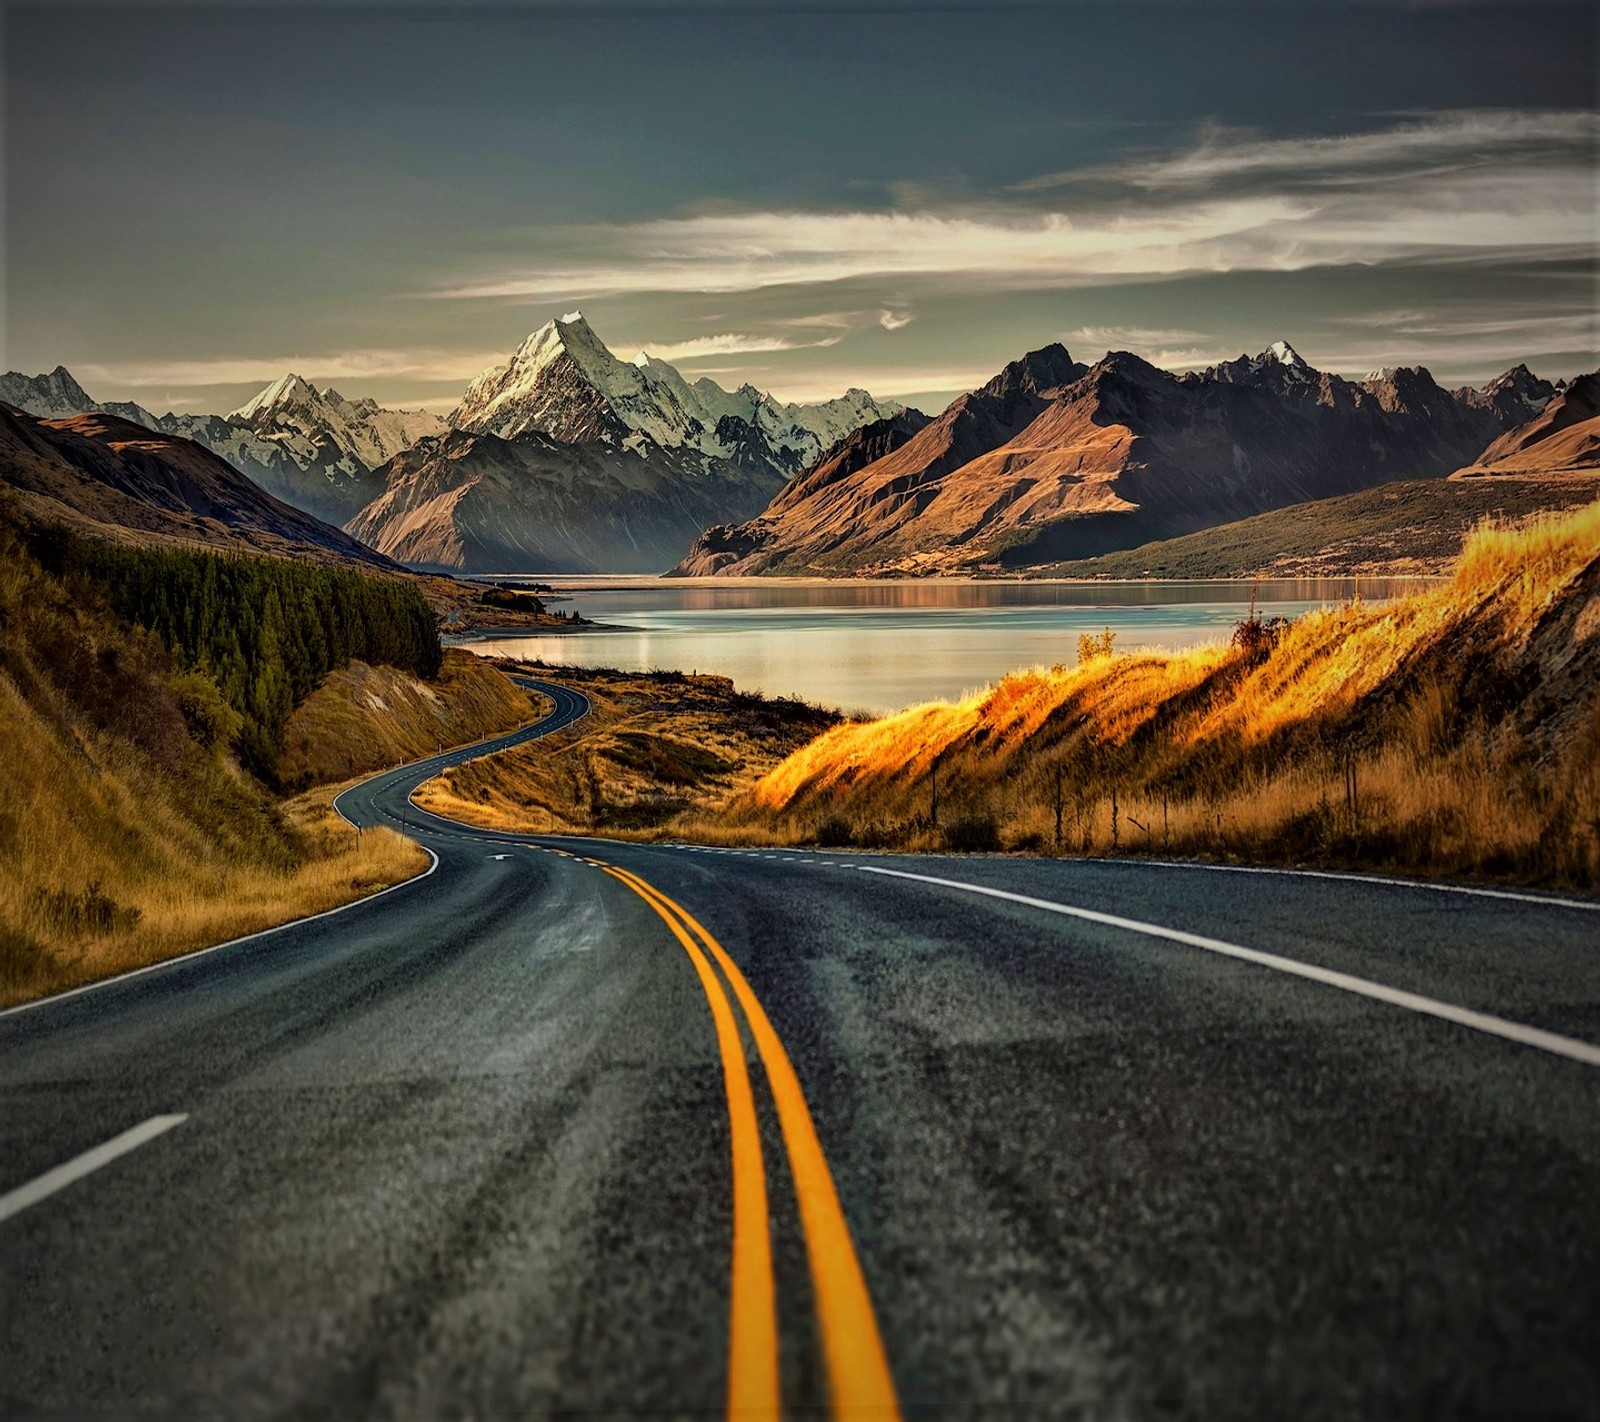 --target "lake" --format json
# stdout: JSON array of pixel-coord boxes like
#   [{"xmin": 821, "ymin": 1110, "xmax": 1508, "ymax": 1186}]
[{"xmin": 461, "ymin": 576, "xmax": 1427, "ymax": 716}]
